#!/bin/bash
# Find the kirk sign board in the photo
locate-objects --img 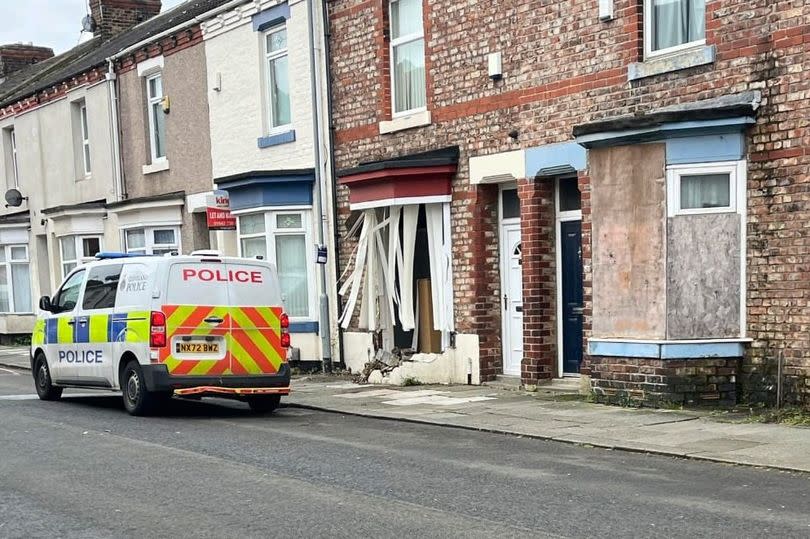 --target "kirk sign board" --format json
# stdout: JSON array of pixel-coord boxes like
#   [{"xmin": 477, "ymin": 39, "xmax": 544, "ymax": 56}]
[{"xmin": 206, "ymin": 190, "xmax": 236, "ymax": 230}]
